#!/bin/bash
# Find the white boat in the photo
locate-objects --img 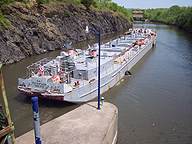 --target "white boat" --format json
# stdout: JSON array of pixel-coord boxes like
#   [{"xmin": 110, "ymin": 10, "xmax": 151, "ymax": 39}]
[{"xmin": 17, "ymin": 28, "xmax": 157, "ymax": 103}]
